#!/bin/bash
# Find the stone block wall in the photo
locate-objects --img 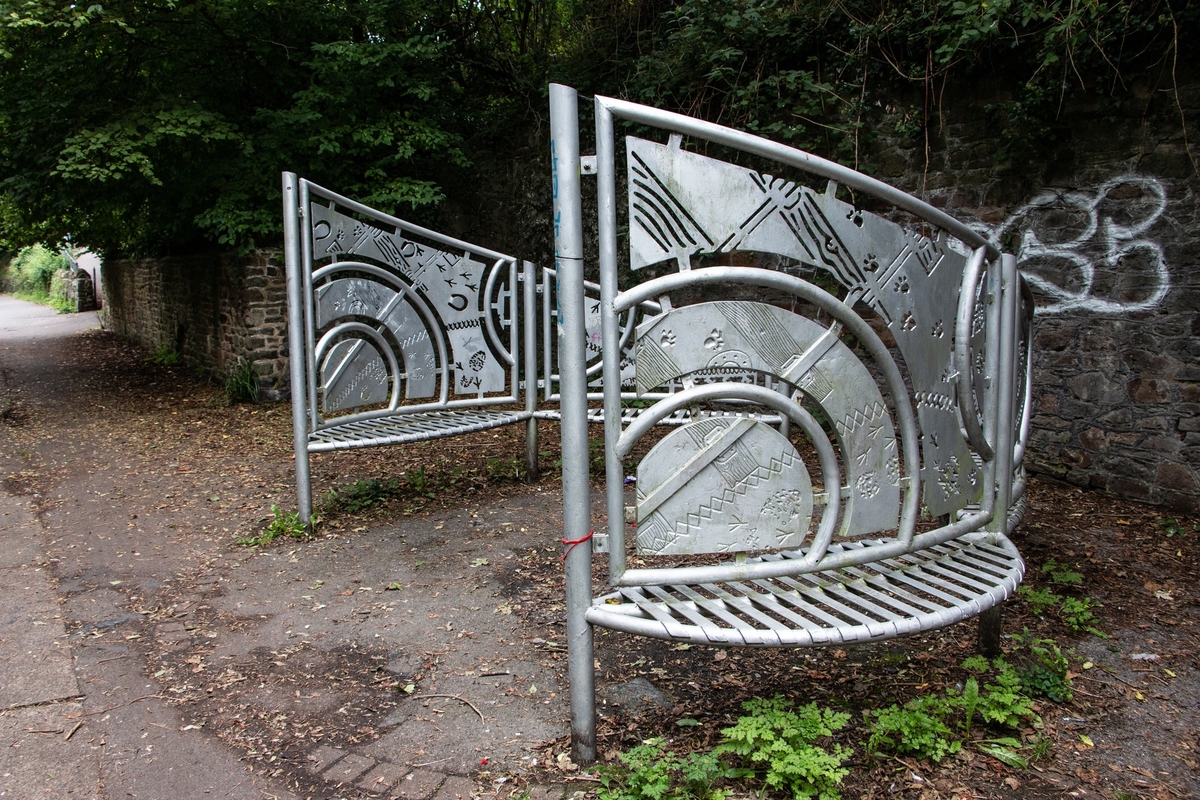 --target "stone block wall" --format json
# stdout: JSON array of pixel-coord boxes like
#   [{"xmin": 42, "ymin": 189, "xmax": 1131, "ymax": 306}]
[{"xmin": 101, "ymin": 249, "xmax": 290, "ymax": 397}]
